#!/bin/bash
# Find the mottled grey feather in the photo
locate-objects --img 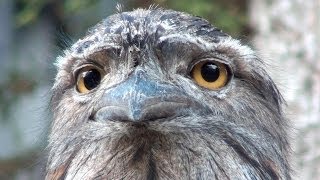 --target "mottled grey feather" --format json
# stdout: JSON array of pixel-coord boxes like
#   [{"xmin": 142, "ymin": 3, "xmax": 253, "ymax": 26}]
[{"xmin": 47, "ymin": 8, "xmax": 291, "ymax": 180}]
